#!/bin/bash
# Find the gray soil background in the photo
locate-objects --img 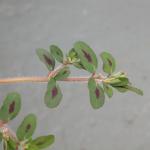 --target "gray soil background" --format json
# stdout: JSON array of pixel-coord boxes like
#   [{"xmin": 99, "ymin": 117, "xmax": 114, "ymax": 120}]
[{"xmin": 0, "ymin": 0, "xmax": 149, "ymax": 150}]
